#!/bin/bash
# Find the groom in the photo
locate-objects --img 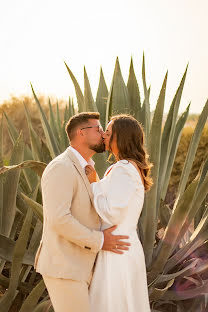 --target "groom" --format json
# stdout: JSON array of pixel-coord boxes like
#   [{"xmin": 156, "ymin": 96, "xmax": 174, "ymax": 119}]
[{"xmin": 34, "ymin": 112, "xmax": 130, "ymax": 312}]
